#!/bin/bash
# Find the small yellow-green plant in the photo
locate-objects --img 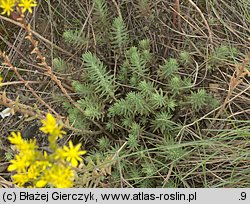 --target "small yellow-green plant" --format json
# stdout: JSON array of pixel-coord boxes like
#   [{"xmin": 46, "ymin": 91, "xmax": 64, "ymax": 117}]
[{"xmin": 8, "ymin": 113, "xmax": 86, "ymax": 188}]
